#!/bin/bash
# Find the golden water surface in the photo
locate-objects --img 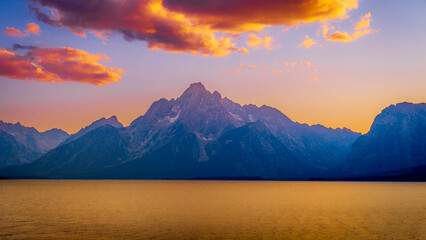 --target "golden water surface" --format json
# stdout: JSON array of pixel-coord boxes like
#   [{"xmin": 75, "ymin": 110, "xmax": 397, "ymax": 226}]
[{"xmin": 0, "ymin": 180, "xmax": 425, "ymax": 240}]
